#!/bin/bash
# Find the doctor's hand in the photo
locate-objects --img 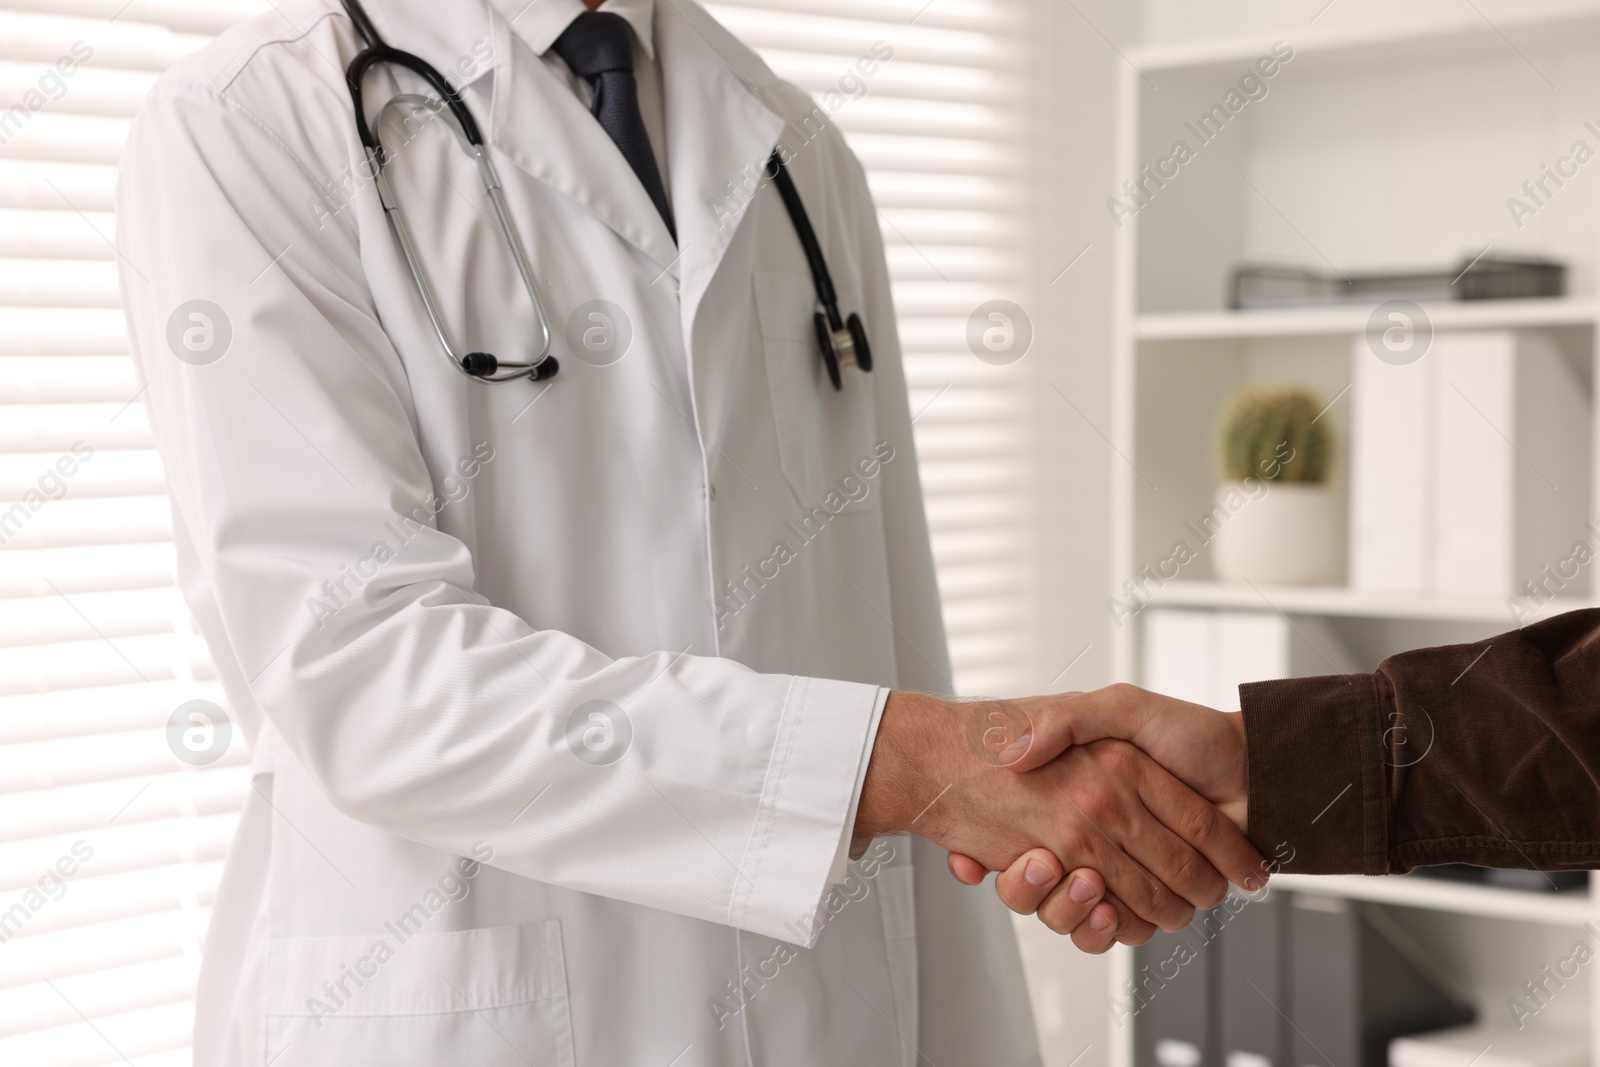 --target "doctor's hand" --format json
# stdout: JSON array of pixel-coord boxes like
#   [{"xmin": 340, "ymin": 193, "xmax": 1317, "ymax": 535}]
[
  {"xmin": 942, "ymin": 685, "xmax": 1255, "ymax": 949},
  {"xmin": 854, "ymin": 690, "xmax": 1264, "ymax": 944}
]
